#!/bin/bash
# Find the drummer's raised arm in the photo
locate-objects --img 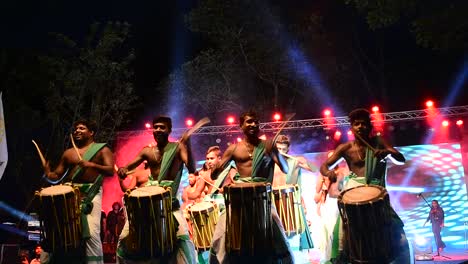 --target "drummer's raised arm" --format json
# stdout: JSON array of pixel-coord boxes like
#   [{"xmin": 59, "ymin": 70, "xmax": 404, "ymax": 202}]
[{"xmin": 179, "ymin": 142, "xmax": 195, "ymax": 174}]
